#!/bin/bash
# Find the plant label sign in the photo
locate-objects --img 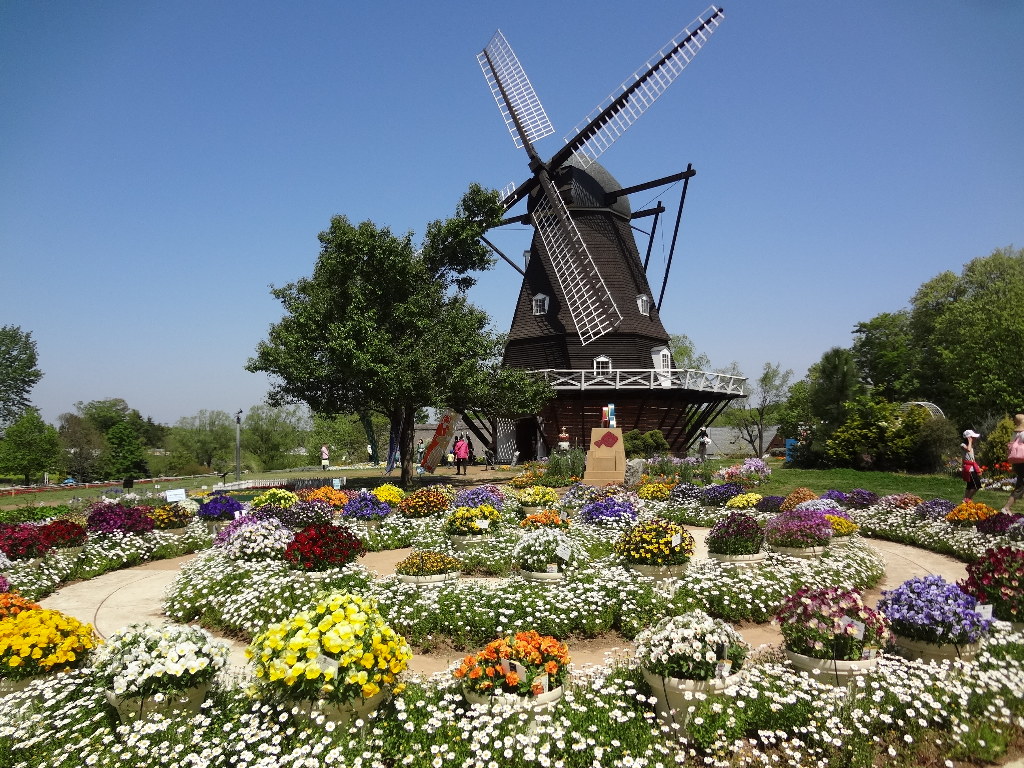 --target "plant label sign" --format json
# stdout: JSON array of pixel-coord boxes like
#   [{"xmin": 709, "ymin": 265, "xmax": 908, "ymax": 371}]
[
  {"xmin": 671, "ymin": 533, "xmax": 682, "ymax": 548},
  {"xmin": 976, "ymin": 603, "xmax": 993, "ymax": 620},
  {"xmin": 165, "ymin": 489, "xmax": 187, "ymax": 503},
  {"xmin": 545, "ymin": 563, "xmax": 558, "ymax": 573},
  {"xmin": 332, "ymin": 479, "xmax": 342, "ymax": 490},
  {"xmin": 316, "ymin": 655, "xmax": 340, "ymax": 675},
  {"xmin": 555, "ymin": 544, "xmax": 572, "ymax": 561},
  {"xmin": 840, "ymin": 615, "xmax": 865, "ymax": 640},
  {"xmin": 533, "ymin": 671, "xmax": 550, "ymax": 693},
  {"xmin": 861, "ymin": 645, "xmax": 879, "ymax": 660},
  {"xmin": 476, "ymin": 519, "xmax": 490, "ymax": 529},
  {"xmin": 715, "ymin": 660, "xmax": 732, "ymax": 679}
]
